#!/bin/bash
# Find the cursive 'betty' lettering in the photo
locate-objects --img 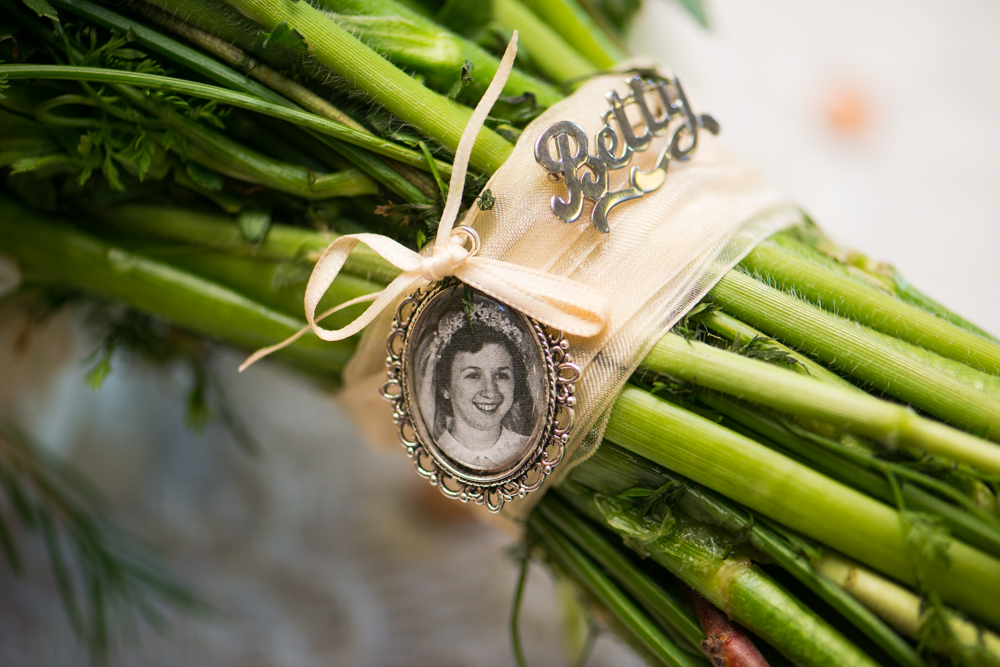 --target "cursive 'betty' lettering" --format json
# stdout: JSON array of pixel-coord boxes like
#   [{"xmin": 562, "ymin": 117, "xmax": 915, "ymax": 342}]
[{"xmin": 533, "ymin": 75, "xmax": 719, "ymax": 233}]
